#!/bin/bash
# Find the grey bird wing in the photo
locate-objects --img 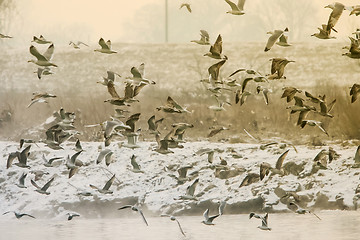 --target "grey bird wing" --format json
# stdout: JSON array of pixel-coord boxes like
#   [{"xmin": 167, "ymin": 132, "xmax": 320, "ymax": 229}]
[
  {"xmin": 147, "ymin": 115, "xmax": 156, "ymax": 131},
  {"xmin": 107, "ymin": 81, "xmax": 120, "ymax": 98},
  {"xmin": 103, "ymin": 174, "xmax": 115, "ymax": 190},
  {"xmin": 43, "ymin": 44, "xmax": 55, "ymax": 61},
  {"xmin": 138, "ymin": 63, "xmax": 145, "ymax": 77},
  {"xmin": 275, "ymin": 149, "xmax": 289, "ymax": 170},
  {"xmin": 208, "ymin": 214, "xmax": 220, "ymax": 222},
  {"xmin": 31, "ymin": 179, "xmax": 41, "ymax": 189},
  {"xmin": 225, "ymin": 0, "xmax": 239, "ymax": 11},
  {"xmin": 19, "ymin": 173, "xmax": 27, "ymax": 185},
  {"xmin": 41, "ymin": 177, "xmax": 54, "ymax": 191},
  {"xmin": 241, "ymin": 78, "xmax": 253, "ymax": 93},
  {"xmin": 327, "ymin": 99, "xmax": 336, "ymax": 112},
  {"xmin": 29, "ymin": 45, "xmax": 47, "ymax": 61},
  {"xmin": 98, "ymin": 38, "xmax": 110, "ymax": 50},
  {"xmin": 315, "ymin": 122, "xmax": 329, "ymax": 136},
  {"xmin": 260, "ymin": 162, "xmax": 271, "ymax": 180},
  {"xmin": 133, "ymin": 82, "xmax": 147, "ymax": 97},
  {"xmin": 237, "ymin": 0, "xmax": 245, "ymax": 10},
  {"xmin": 327, "ymin": 3, "xmax": 344, "ymax": 31},
  {"xmin": 124, "ymin": 83, "xmax": 134, "ymax": 99},
  {"xmin": 354, "ymin": 146, "xmax": 360, "ymax": 163},
  {"xmin": 208, "ymin": 60, "xmax": 226, "ymax": 80},
  {"xmin": 186, "ymin": 178, "xmax": 199, "ymax": 196},
  {"xmin": 265, "ymin": 30, "xmax": 283, "ymax": 51},
  {"xmin": 19, "ymin": 145, "xmax": 31, "ymax": 164},
  {"xmin": 200, "ymin": 30, "xmax": 209, "ymax": 41},
  {"xmin": 218, "ymin": 201, "xmax": 226, "ymax": 215},
  {"xmin": 118, "ymin": 205, "xmax": 133, "ymax": 210},
  {"xmin": 22, "ymin": 213, "xmax": 36, "ymax": 219},
  {"xmin": 203, "ymin": 208, "xmax": 210, "ymax": 220},
  {"xmin": 131, "ymin": 67, "xmax": 142, "ymax": 78},
  {"xmin": 104, "ymin": 151, "xmax": 114, "ymax": 166},
  {"xmin": 131, "ymin": 155, "xmax": 141, "ymax": 170},
  {"xmin": 175, "ymin": 219, "xmax": 186, "ymax": 236},
  {"xmin": 70, "ymin": 150, "xmax": 83, "ymax": 165},
  {"xmin": 211, "ymin": 34, "xmax": 223, "ymax": 55},
  {"xmin": 7, "ymin": 152, "xmax": 19, "ymax": 168},
  {"xmin": 166, "ymin": 96, "xmax": 183, "ymax": 111},
  {"xmin": 138, "ymin": 209, "xmax": 149, "ymax": 226}
]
